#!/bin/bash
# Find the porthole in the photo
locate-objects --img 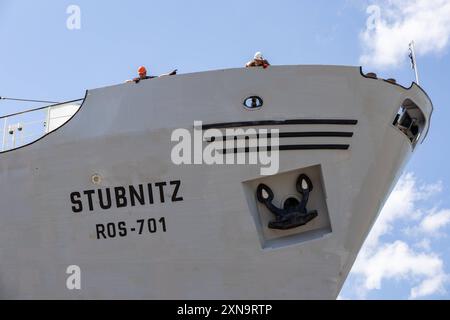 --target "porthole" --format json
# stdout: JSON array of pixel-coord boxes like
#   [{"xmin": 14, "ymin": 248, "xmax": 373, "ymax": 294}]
[{"xmin": 243, "ymin": 96, "xmax": 263, "ymax": 110}]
